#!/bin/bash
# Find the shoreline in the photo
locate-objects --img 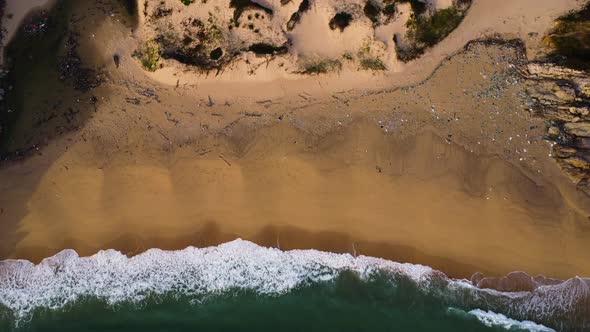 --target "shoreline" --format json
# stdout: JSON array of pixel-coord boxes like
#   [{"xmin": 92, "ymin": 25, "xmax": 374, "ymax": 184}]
[
  {"xmin": 0, "ymin": 0, "xmax": 589, "ymax": 286},
  {"xmin": 2, "ymin": 239, "xmax": 587, "ymax": 331}
]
